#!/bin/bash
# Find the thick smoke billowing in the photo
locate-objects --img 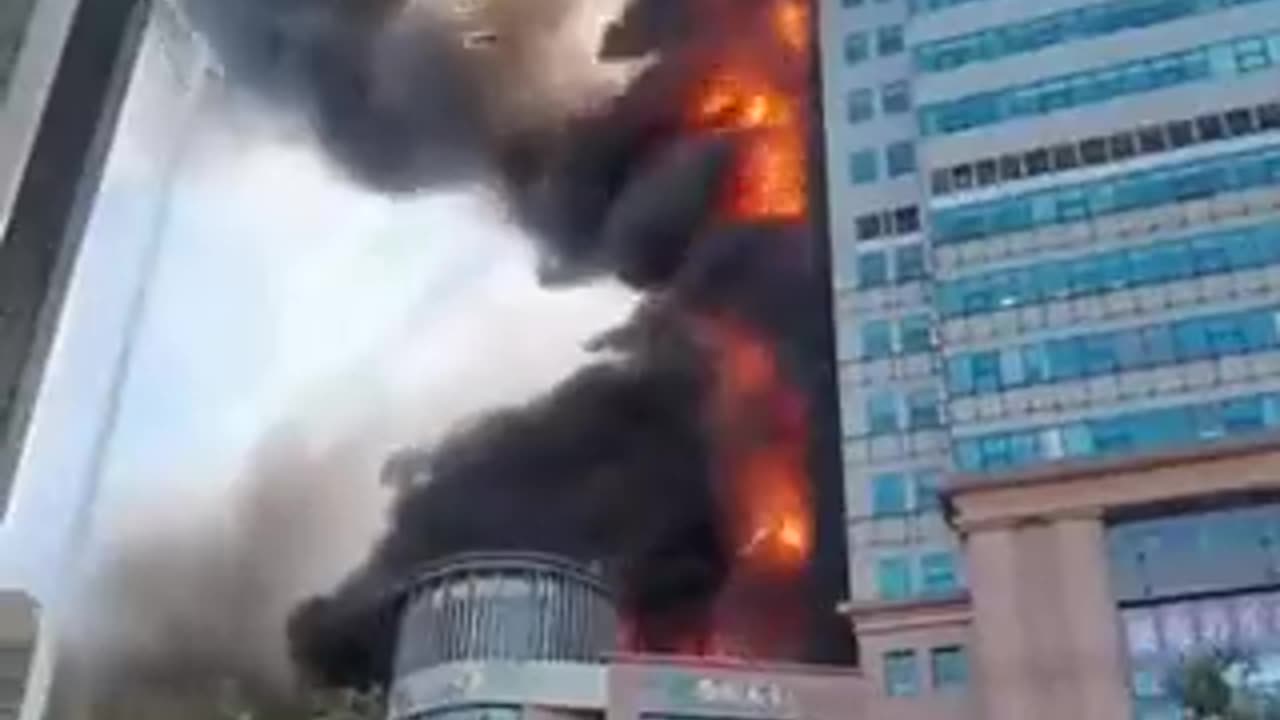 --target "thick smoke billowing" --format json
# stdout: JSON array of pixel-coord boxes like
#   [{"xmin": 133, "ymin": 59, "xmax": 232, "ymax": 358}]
[
  {"xmin": 180, "ymin": 0, "xmax": 760, "ymax": 284},
  {"xmin": 180, "ymin": 0, "xmax": 622, "ymax": 193},
  {"xmin": 161, "ymin": 0, "xmax": 836, "ymax": 691},
  {"xmin": 291, "ymin": 314, "xmax": 729, "ymax": 686},
  {"xmin": 74, "ymin": 424, "xmax": 395, "ymax": 711}
]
